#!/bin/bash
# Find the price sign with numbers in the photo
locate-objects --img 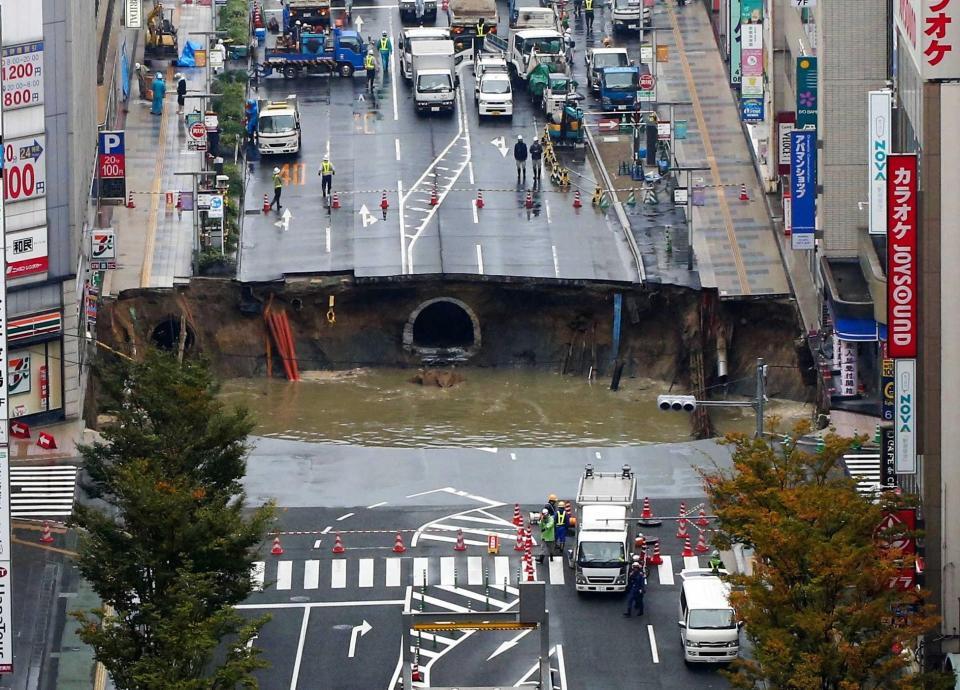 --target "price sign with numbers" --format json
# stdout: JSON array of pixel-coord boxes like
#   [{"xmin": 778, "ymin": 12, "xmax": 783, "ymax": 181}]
[
  {"xmin": 1, "ymin": 42, "xmax": 43, "ymax": 110},
  {"xmin": 3, "ymin": 135, "xmax": 46, "ymax": 204}
]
